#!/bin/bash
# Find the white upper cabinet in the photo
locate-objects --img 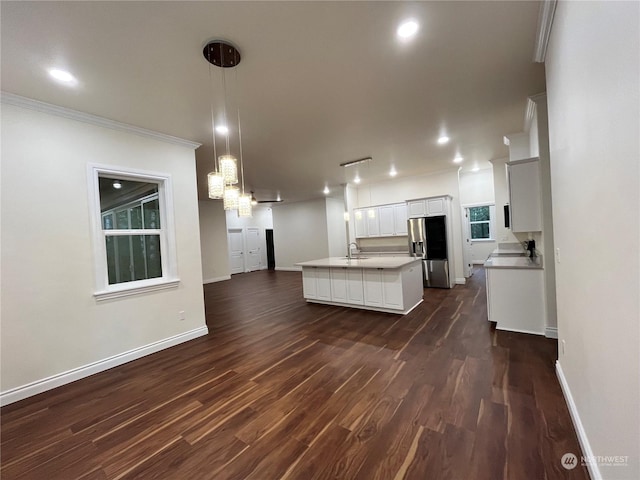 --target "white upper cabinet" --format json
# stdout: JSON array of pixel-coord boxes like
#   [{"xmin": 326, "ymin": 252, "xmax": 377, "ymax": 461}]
[
  {"xmin": 354, "ymin": 209, "xmax": 368, "ymax": 238},
  {"xmin": 407, "ymin": 200, "xmax": 427, "ymax": 218},
  {"xmin": 426, "ymin": 197, "xmax": 445, "ymax": 215},
  {"xmin": 394, "ymin": 204, "xmax": 408, "ymax": 235},
  {"xmin": 508, "ymin": 158, "xmax": 542, "ymax": 232},
  {"xmin": 366, "ymin": 208, "xmax": 380, "ymax": 237},
  {"xmin": 378, "ymin": 205, "xmax": 395, "ymax": 236},
  {"xmin": 407, "ymin": 196, "xmax": 451, "ymax": 218},
  {"xmin": 354, "ymin": 202, "xmax": 408, "ymax": 238}
]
